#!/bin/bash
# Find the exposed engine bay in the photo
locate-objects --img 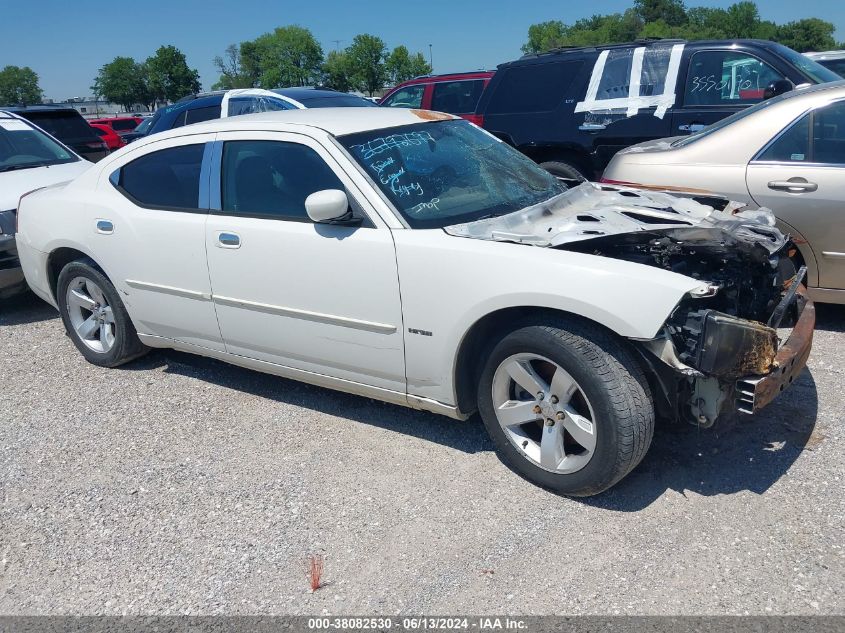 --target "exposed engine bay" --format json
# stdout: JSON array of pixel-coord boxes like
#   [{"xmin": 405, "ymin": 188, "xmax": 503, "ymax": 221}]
[{"xmin": 446, "ymin": 182, "xmax": 813, "ymax": 427}]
